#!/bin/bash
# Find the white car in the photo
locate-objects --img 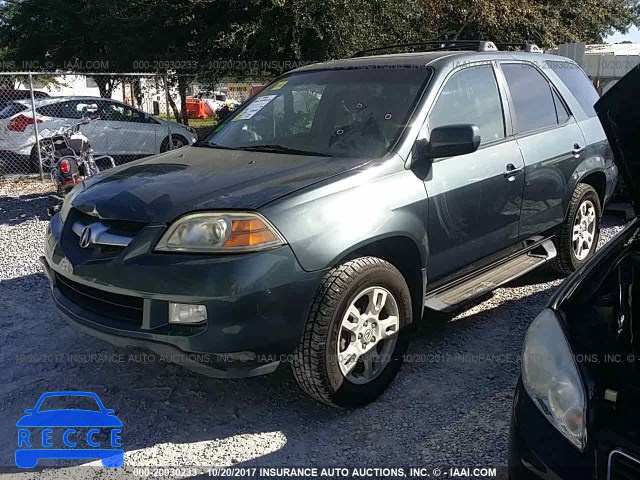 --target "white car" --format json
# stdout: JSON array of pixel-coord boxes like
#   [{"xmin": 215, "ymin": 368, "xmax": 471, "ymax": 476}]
[
  {"xmin": 0, "ymin": 96, "xmax": 198, "ymax": 171},
  {"xmin": 197, "ymin": 90, "xmax": 240, "ymax": 112}
]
